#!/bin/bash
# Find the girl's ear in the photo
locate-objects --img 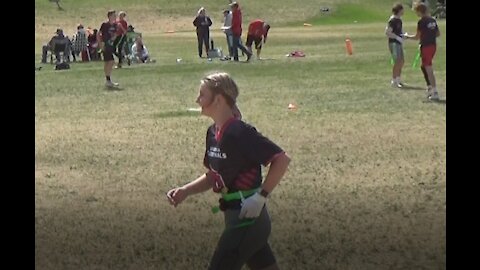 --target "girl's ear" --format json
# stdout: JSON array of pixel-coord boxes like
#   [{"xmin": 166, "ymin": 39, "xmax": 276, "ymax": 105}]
[{"xmin": 213, "ymin": 94, "xmax": 222, "ymax": 106}]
